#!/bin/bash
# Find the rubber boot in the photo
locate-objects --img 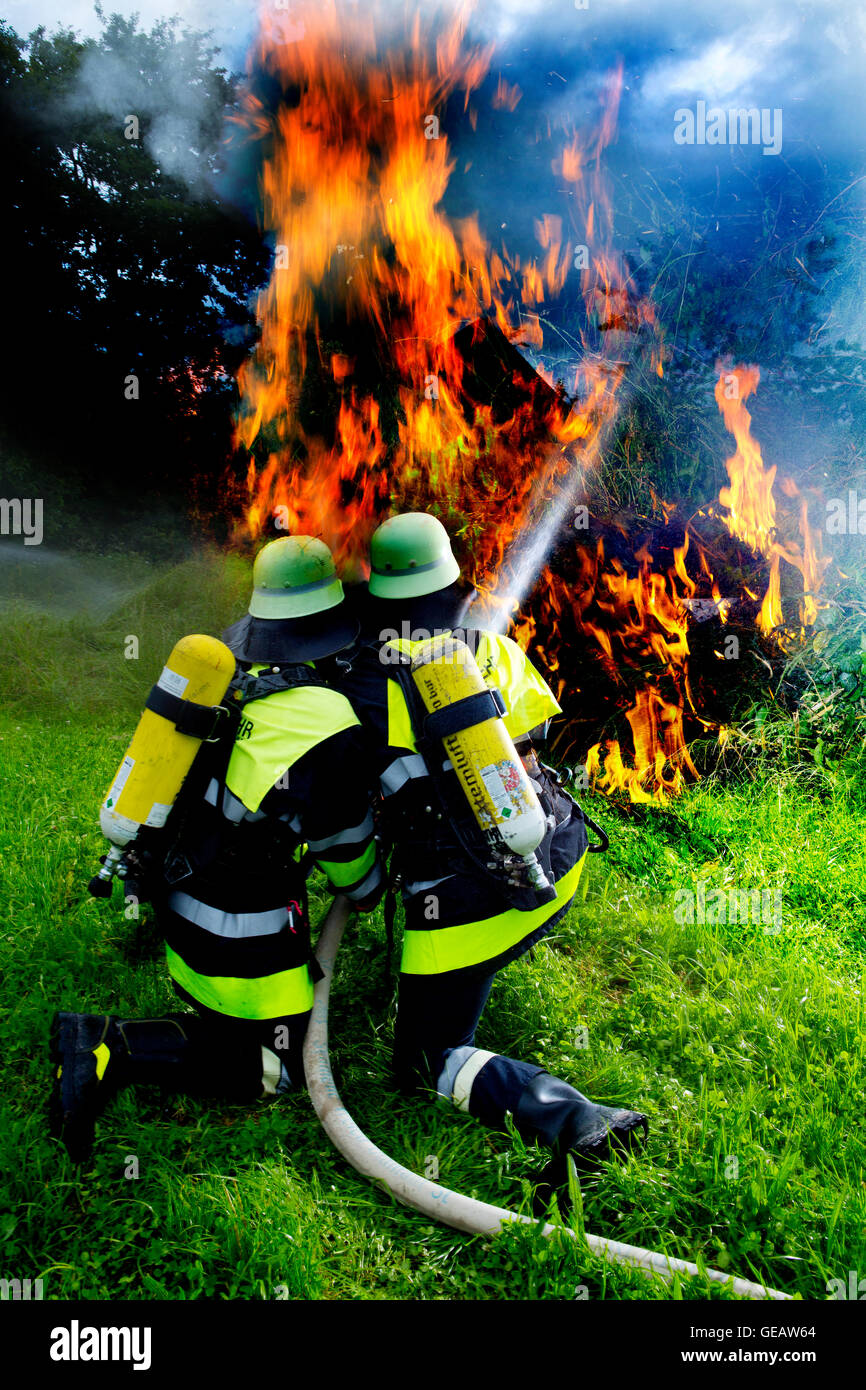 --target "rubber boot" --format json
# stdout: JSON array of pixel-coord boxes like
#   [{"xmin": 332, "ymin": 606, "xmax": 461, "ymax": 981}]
[
  {"xmin": 514, "ymin": 1071, "xmax": 648, "ymax": 1172},
  {"xmin": 49, "ymin": 1012, "xmax": 264, "ymax": 1163}
]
